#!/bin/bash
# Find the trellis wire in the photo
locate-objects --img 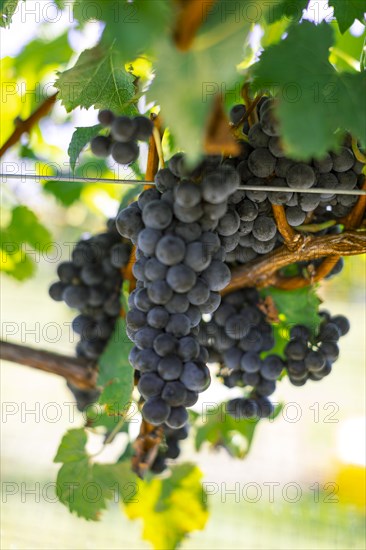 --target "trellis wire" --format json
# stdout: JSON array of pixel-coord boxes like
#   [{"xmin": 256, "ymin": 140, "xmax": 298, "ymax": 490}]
[{"xmin": 1, "ymin": 173, "xmax": 366, "ymax": 196}]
